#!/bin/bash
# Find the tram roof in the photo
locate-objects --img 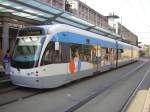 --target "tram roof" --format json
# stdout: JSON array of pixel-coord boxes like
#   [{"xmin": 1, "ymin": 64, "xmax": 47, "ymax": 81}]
[
  {"xmin": 117, "ymin": 41, "xmax": 133, "ymax": 49},
  {"xmin": 0, "ymin": 0, "xmax": 120, "ymax": 38}
]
